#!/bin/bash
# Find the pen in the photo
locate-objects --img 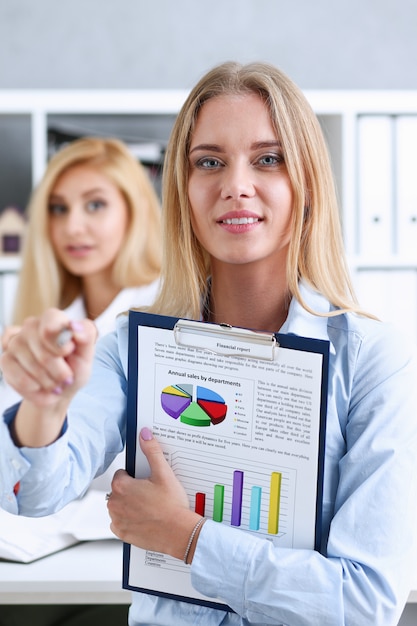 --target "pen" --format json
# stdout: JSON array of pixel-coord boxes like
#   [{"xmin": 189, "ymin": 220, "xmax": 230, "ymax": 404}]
[{"xmin": 56, "ymin": 327, "xmax": 73, "ymax": 347}]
